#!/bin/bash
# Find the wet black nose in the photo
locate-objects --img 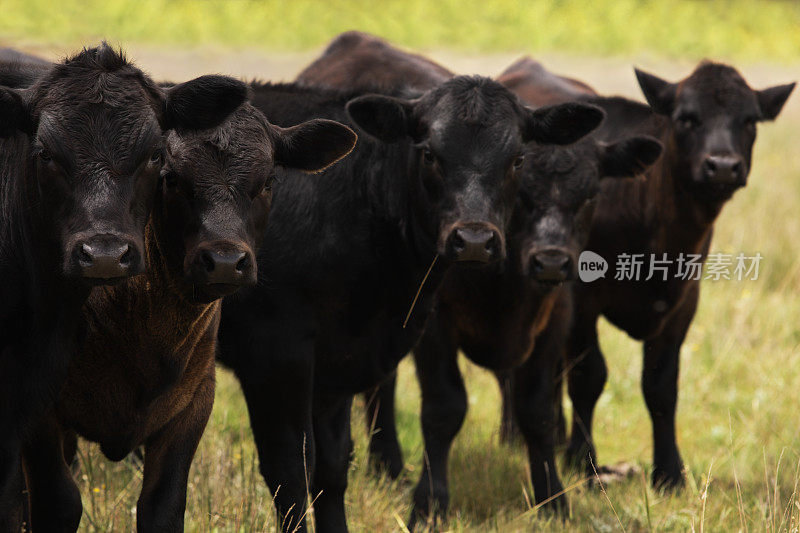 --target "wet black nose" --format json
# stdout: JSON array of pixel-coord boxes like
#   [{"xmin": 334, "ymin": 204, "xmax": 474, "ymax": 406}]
[
  {"xmin": 74, "ymin": 235, "xmax": 139, "ymax": 280},
  {"xmin": 191, "ymin": 245, "xmax": 255, "ymax": 287},
  {"xmin": 529, "ymin": 249, "xmax": 572, "ymax": 282},
  {"xmin": 702, "ymin": 154, "xmax": 744, "ymax": 184},
  {"xmin": 445, "ymin": 226, "xmax": 504, "ymax": 263}
]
